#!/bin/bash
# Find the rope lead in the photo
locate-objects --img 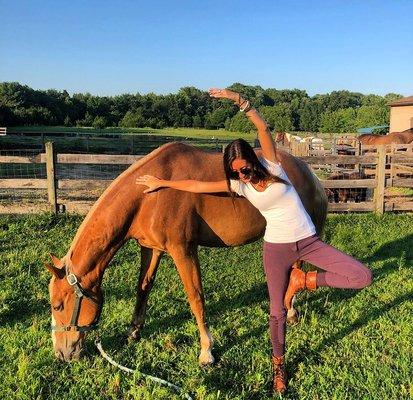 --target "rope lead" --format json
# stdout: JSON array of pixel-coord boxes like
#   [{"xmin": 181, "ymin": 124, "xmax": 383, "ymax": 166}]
[{"xmin": 95, "ymin": 338, "xmax": 193, "ymax": 400}]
